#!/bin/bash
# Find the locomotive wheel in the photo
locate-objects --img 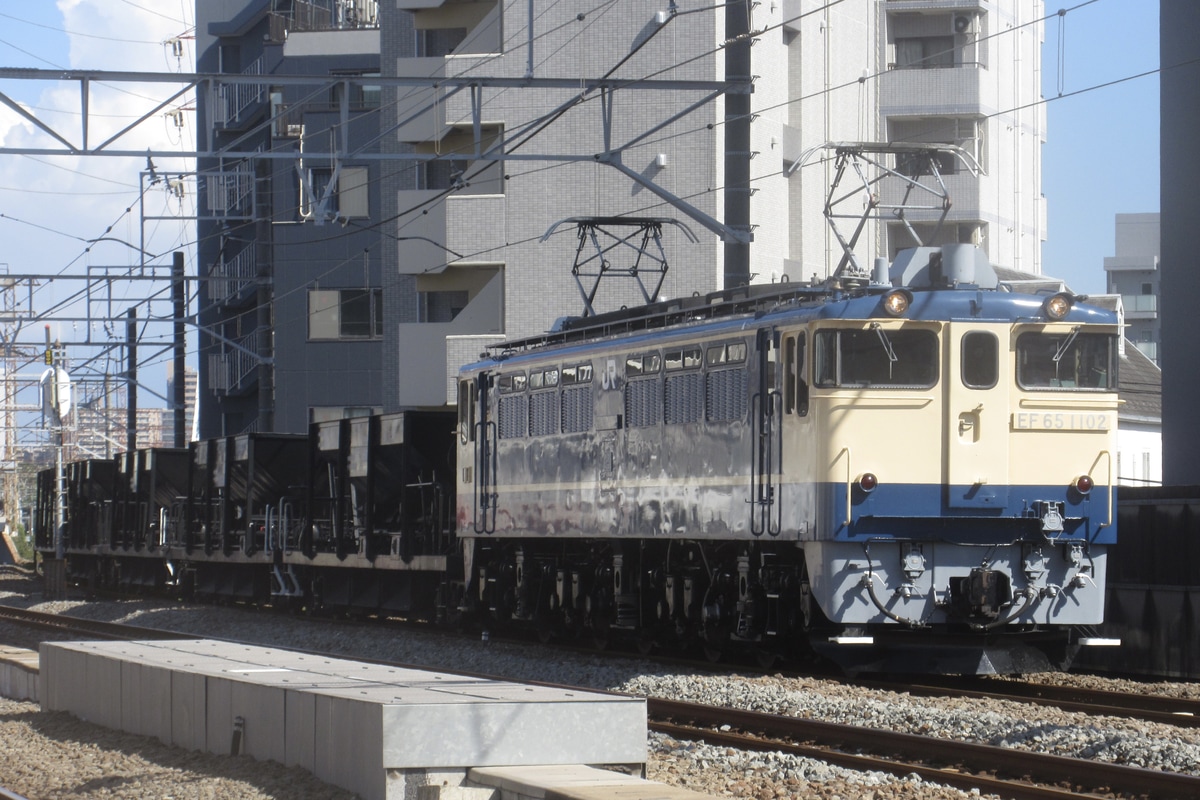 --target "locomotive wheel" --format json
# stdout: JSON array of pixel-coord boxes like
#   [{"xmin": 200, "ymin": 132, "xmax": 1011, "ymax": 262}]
[
  {"xmin": 702, "ymin": 644, "xmax": 723, "ymax": 663},
  {"xmin": 755, "ymin": 648, "xmax": 778, "ymax": 670}
]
